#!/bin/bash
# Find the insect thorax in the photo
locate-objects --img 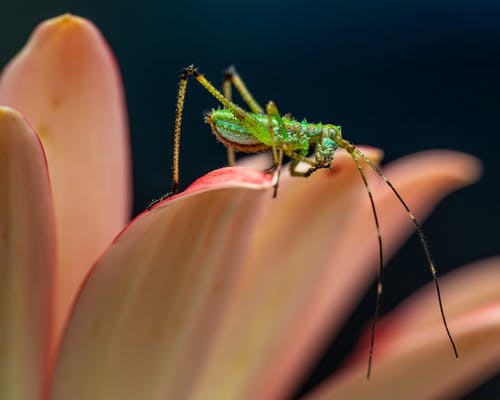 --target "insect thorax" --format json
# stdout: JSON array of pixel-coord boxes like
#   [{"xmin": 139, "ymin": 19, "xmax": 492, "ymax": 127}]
[{"xmin": 206, "ymin": 108, "xmax": 340, "ymax": 162}]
